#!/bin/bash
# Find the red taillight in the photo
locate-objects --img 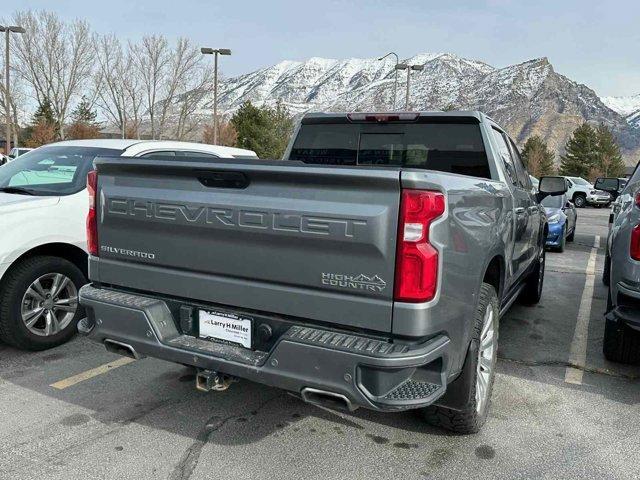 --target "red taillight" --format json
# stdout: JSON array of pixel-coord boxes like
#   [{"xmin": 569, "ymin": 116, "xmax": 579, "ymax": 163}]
[
  {"xmin": 631, "ymin": 225, "xmax": 640, "ymax": 261},
  {"xmin": 635, "ymin": 191, "xmax": 640, "ymax": 208},
  {"xmin": 86, "ymin": 170, "xmax": 98, "ymax": 256},
  {"xmin": 394, "ymin": 190, "xmax": 446, "ymax": 302}
]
